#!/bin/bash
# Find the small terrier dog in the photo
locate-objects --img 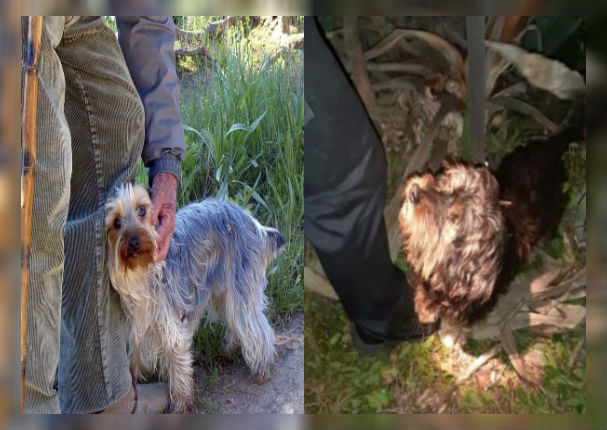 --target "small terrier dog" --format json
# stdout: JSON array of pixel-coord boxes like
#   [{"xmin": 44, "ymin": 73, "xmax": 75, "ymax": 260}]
[
  {"xmin": 399, "ymin": 133, "xmax": 572, "ymax": 328},
  {"xmin": 105, "ymin": 184, "xmax": 285, "ymax": 413},
  {"xmin": 399, "ymin": 164, "xmax": 507, "ymax": 327}
]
